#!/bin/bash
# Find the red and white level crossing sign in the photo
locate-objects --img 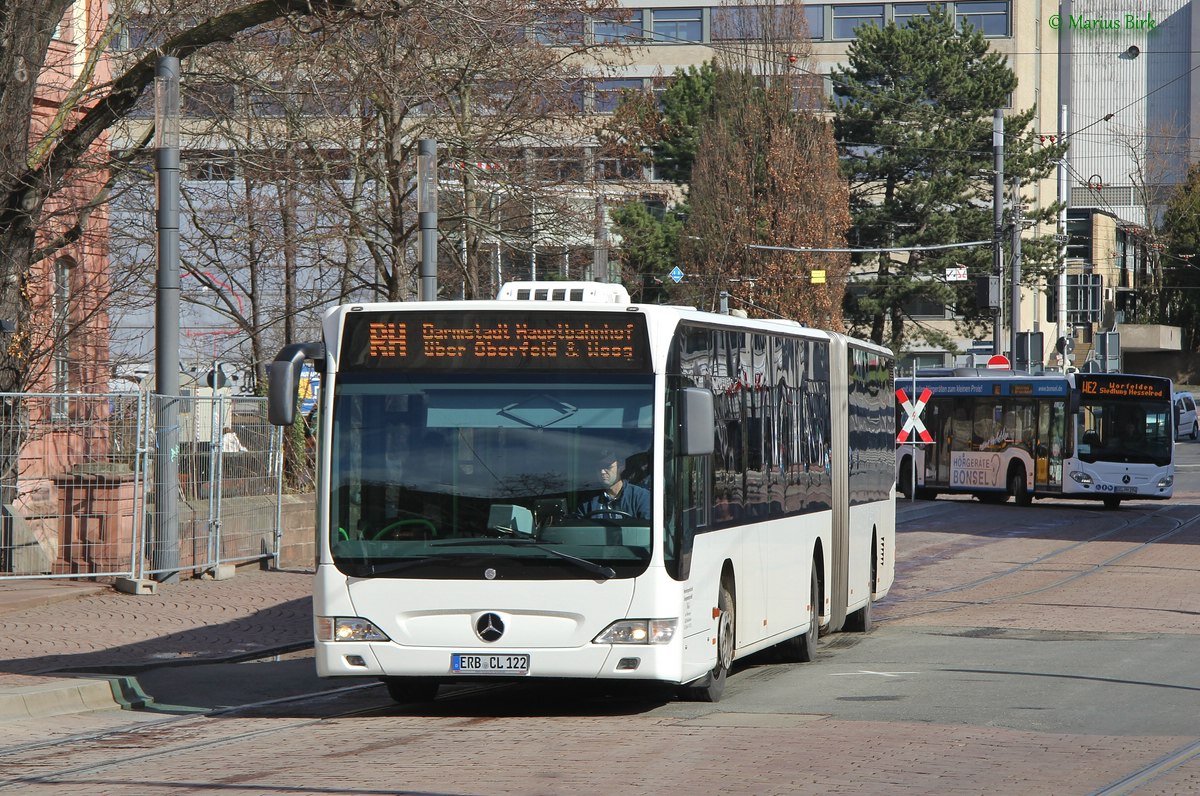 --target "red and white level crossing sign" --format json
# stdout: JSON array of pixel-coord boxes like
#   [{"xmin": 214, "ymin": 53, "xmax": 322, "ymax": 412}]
[{"xmin": 896, "ymin": 387, "xmax": 933, "ymax": 444}]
